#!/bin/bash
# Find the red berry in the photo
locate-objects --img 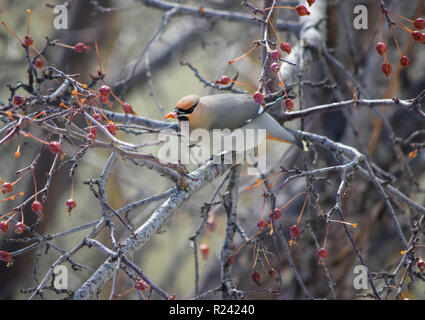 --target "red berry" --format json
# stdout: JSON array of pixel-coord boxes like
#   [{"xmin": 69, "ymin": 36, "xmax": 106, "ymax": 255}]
[
  {"xmin": 206, "ymin": 215, "xmax": 215, "ymax": 231},
  {"xmin": 87, "ymin": 127, "xmax": 97, "ymax": 140},
  {"xmin": 99, "ymin": 85, "xmax": 111, "ymax": 97},
  {"xmin": 295, "ymin": 5, "xmax": 310, "ymax": 16},
  {"xmin": 0, "ymin": 250, "xmax": 11, "ymax": 261},
  {"xmin": 1, "ymin": 182, "xmax": 13, "ymax": 194},
  {"xmin": 93, "ymin": 113, "xmax": 103, "ymax": 122},
  {"xmin": 31, "ymin": 200, "xmax": 43, "ymax": 214},
  {"xmin": 414, "ymin": 18, "xmax": 425, "ymax": 30},
  {"xmin": 306, "ymin": 0, "xmax": 315, "ymax": 6},
  {"xmin": 269, "ymin": 208, "xmax": 282, "ymax": 221},
  {"xmin": 375, "ymin": 42, "xmax": 386, "ymax": 56},
  {"xmin": 270, "ymin": 62, "xmax": 281, "ymax": 73},
  {"xmin": 257, "ymin": 219, "xmax": 267, "ymax": 230},
  {"xmin": 0, "ymin": 221, "xmax": 9, "ymax": 233},
  {"xmin": 270, "ymin": 50, "xmax": 281, "ymax": 61},
  {"xmin": 318, "ymin": 247, "xmax": 328, "ymax": 261},
  {"xmin": 417, "ymin": 259, "xmax": 425, "ymax": 272},
  {"xmin": 251, "ymin": 270, "xmax": 261, "ymax": 284},
  {"xmin": 218, "ymin": 75, "xmax": 231, "ymax": 85},
  {"xmin": 106, "ymin": 122, "xmax": 117, "ymax": 135},
  {"xmin": 412, "ymin": 30, "xmax": 422, "ymax": 41},
  {"xmin": 381, "ymin": 62, "xmax": 392, "ymax": 77},
  {"xmin": 66, "ymin": 199, "xmax": 76, "ymax": 213},
  {"xmin": 14, "ymin": 222, "xmax": 26, "ymax": 234},
  {"xmin": 23, "ymin": 35, "xmax": 33, "ymax": 48},
  {"xmin": 280, "ymin": 42, "xmax": 292, "ymax": 54},
  {"xmin": 200, "ymin": 243, "xmax": 210, "ymax": 260},
  {"xmin": 74, "ymin": 42, "xmax": 88, "ymax": 53},
  {"xmin": 400, "ymin": 56, "xmax": 410, "ymax": 67},
  {"xmin": 48, "ymin": 141, "xmax": 62, "ymax": 154},
  {"xmin": 289, "ymin": 224, "xmax": 300, "ymax": 240},
  {"xmin": 421, "ymin": 32, "xmax": 425, "ymax": 44},
  {"xmin": 34, "ymin": 58, "xmax": 44, "ymax": 68},
  {"xmin": 268, "ymin": 268, "xmax": 278, "ymax": 279},
  {"xmin": 285, "ymin": 98, "xmax": 294, "ymax": 111},
  {"xmin": 135, "ymin": 280, "xmax": 148, "ymax": 291},
  {"xmin": 253, "ymin": 91, "xmax": 265, "ymax": 105},
  {"xmin": 122, "ymin": 103, "xmax": 135, "ymax": 114},
  {"xmin": 13, "ymin": 95, "xmax": 24, "ymax": 106},
  {"xmin": 99, "ymin": 95, "xmax": 109, "ymax": 104}
]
